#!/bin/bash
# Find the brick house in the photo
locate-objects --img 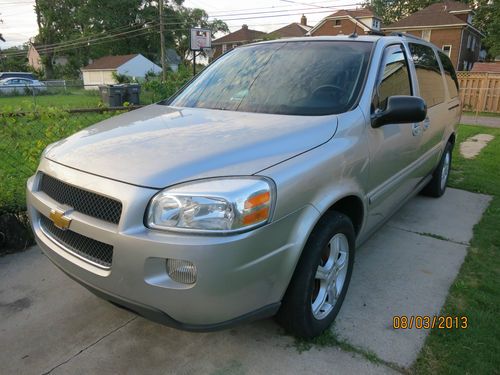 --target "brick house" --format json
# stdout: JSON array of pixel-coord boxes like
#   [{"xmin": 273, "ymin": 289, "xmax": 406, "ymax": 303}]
[
  {"xmin": 268, "ymin": 15, "xmax": 312, "ymax": 39},
  {"xmin": 308, "ymin": 8, "xmax": 382, "ymax": 36},
  {"xmin": 211, "ymin": 25, "xmax": 267, "ymax": 59},
  {"xmin": 382, "ymin": 1, "xmax": 483, "ymax": 71}
]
